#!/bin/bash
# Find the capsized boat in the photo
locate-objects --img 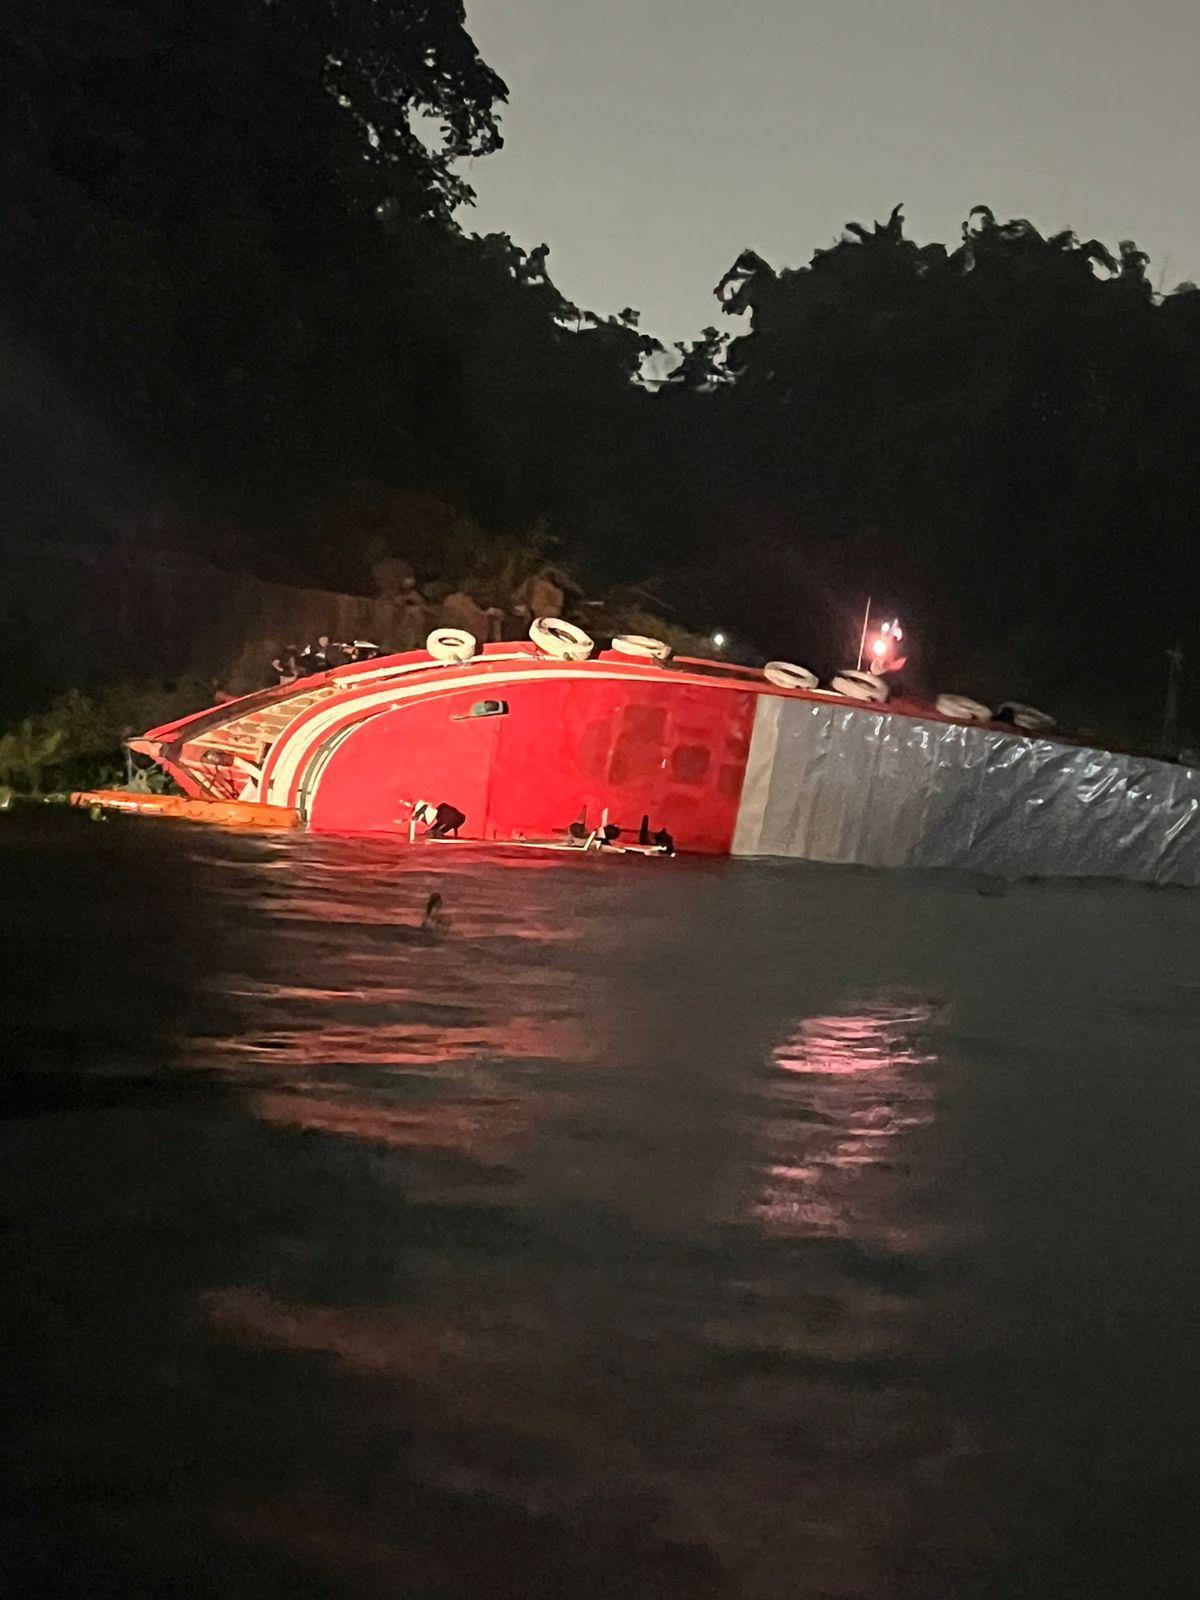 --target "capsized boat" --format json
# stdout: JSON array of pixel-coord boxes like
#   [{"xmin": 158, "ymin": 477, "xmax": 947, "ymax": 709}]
[{"xmin": 120, "ymin": 623, "xmax": 1200, "ymax": 885}]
